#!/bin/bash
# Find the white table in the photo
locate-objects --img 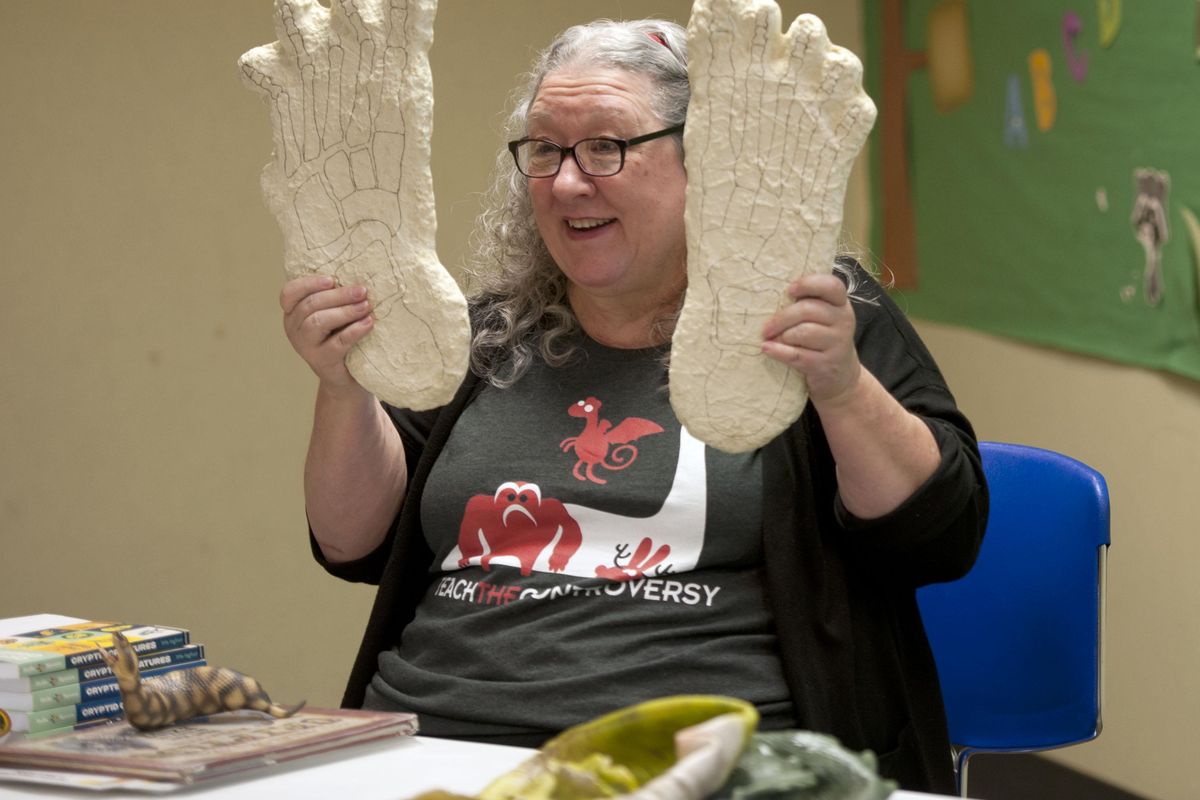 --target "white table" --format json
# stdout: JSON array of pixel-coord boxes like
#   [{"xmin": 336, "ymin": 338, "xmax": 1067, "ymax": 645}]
[{"xmin": 0, "ymin": 734, "xmax": 957, "ymax": 799}]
